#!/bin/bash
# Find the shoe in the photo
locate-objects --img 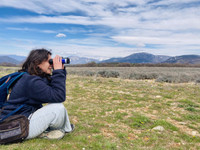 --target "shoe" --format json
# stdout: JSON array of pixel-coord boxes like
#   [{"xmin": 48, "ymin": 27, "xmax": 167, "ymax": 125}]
[
  {"xmin": 71, "ymin": 124, "xmax": 75, "ymax": 132},
  {"xmin": 39, "ymin": 129, "xmax": 65, "ymax": 140},
  {"xmin": 66, "ymin": 124, "xmax": 75, "ymax": 133}
]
